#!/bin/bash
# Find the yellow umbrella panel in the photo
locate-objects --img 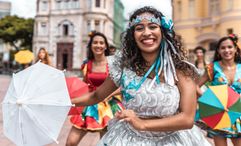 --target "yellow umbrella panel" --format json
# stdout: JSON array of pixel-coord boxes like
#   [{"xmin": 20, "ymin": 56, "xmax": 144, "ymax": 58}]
[{"xmin": 14, "ymin": 50, "xmax": 34, "ymax": 64}]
